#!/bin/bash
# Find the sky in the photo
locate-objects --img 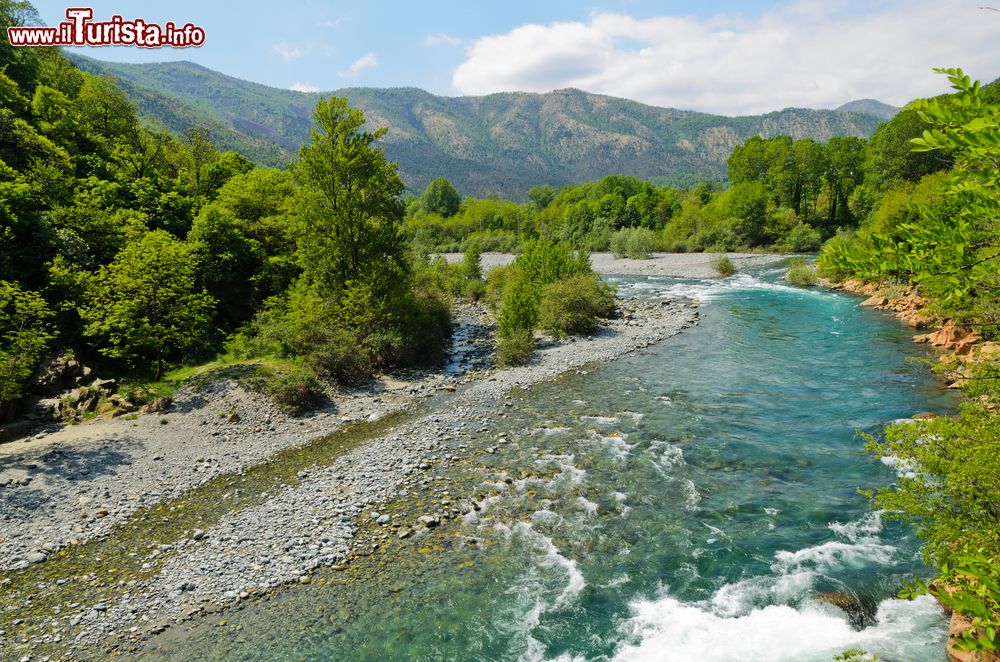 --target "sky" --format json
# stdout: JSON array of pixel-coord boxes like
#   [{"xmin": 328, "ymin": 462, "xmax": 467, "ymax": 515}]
[{"xmin": 29, "ymin": 0, "xmax": 1000, "ymax": 116}]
